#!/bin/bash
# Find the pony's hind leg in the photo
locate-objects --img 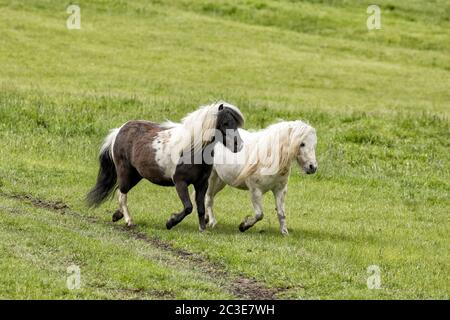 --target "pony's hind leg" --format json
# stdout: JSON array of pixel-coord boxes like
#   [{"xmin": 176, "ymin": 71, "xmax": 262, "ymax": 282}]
[
  {"xmin": 239, "ymin": 187, "xmax": 264, "ymax": 232},
  {"xmin": 113, "ymin": 164, "xmax": 141, "ymax": 227},
  {"xmin": 118, "ymin": 191, "xmax": 135, "ymax": 227},
  {"xmin": 166, "ymin": 181, "xmax": 193, "ymax": 230},
  {"xmin": 273, "ymin": 185, "xmax": 288, "ymax": 235}
]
